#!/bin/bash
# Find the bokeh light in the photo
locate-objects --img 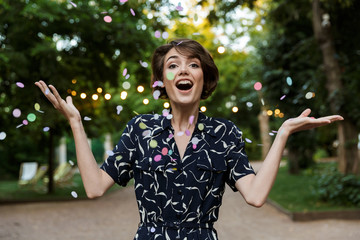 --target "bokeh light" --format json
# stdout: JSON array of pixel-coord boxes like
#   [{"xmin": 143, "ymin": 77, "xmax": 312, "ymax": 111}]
[
  {"xmin": 200, "ymin": 106, "xmax": 207, "ymax": 112},
  {"xmin": 71, "ymin": 90, "xmax": 77, "ymax": 96},
  {"xmin": 254, "ymin": 82, "xmax": 262, "ymax": 91},
  {"xmin": 80, "ymin": 93, "xmax": 86, "ymax": 99},
  {"xmin": 92, "ymin": 94, "xmax": 99, "ymax": 101},
  {"xmin": 72, "ymin": 79, "xmax": 77, "ymax": 84},
  {"xmin": 274, "ymin": 109, "xmax": 280, "ymax": 115},
  {"xmin": 143, "ymin": 98, "xmax": 149, "ymax": 105},
  {"xmin": 163, "ymin": 102, "xmax": 170, "ymax": 108},
  {"xmin": 137, "ymin": 85, "xmax": 144, "ymax": 93},
  {"xmin": 104, "ymin": 93, "xmax": 111, "ymax": 100},
  {"xmin": 120, "ymin": 91, "xmax": 127, "ymax": 100},
  {"xmin": 232, "ymin": 106, "xmax": 239, "ymax": 113},
  {"xmin": 97, "ymin": 87, "xmax": 103, "ymax": 93},
  {"xmin": 267, "ymin": 110, "xmax": 273, "ymax": 116},
  {"xmin": 217, "ymin": 46, "xmax": 226, "ymax": 54}
]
